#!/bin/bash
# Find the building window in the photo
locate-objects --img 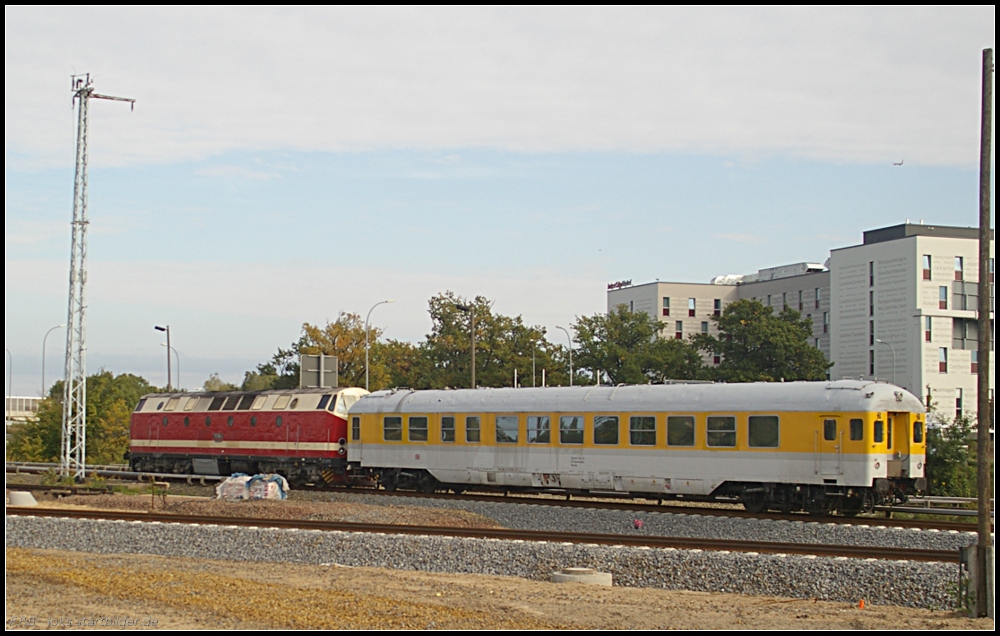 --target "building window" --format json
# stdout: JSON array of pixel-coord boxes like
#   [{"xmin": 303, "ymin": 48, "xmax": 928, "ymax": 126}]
[
  {"xmin": 971, "ymin": 350, "xmax": 979, "ymax": 374},
  {"xmin": 688, "ymin": 298, "xmax": 696, "ymax": 317},
  {"xmin": 955, "ymin": 256, "xmax": 964, "ymax": 281},
  {"xmin": 823, "ymin": 312, "xmax": 829, "ymax": 334},
  {"xmin": 925, "ymin": 317, "xmax": 932, "ymax": 342},
  {"xmin": 767, "ymin": 294, "xmax": 772, "ymax": 307},
  {"xmin": 714, "ymin": 299, "xmax": 721, "ymax": 316},
  {"xmin": 782, "ymin": 292, "xmax": 787, "ymax": 308},
  {"xmin": 869, "ymin": 320, "xmax": 875, "ymax": 346},
  {"xmin": 939, "ymin": 286, "xmax": 948, "ymax": 310},
  {"xmin": 815, "ymin": 287, "xmax": 821, "ymax": 309},
  {"xmin": 675, "ymin": 321, "xmax": 683, "ymax": 339},
  {"xmin": 713, "ymin": 355, "xmax": 721, "ymax": 365},
  {"xmin": 939, "ymin": 348, "xmax": 948, "ymax": 373},
  {"xmin": 629, "ymin": 300, "xmax": 633, "ymax": 312},
  {"xmin": 662, "ymin": 297, "xmax": 670, "ymax": 316},
  {"xmin": 869, "ymin": 291, "xmax": 874, "ymax": 316},
  {"xmin": 869, "ymin": 349, "xmax": 875, "ymax": 376},
  {"xmin": 953, "ymin": 318, "xmax": 979, "ymax": 350},
  {"xmin": 869, "ymin": 261, "xmax": 875, "ymax": 287},
  {"xmin": 814, "ymin": 338, "xmax": 819, "ymax": 348},
  {"xmin": 701, "ymin": 321, "xmax": 709, "ymax": 334},
  {"xmin": 956, "ymin": 388, "xmax": 963, "ymax": 420},
  {"xmin": 923, "ymin": 255, "xmax": 932, "ymax": 280},
  {"xmin": 798, "ymin": 290, "xmax": 803, "ymax": 311}
]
